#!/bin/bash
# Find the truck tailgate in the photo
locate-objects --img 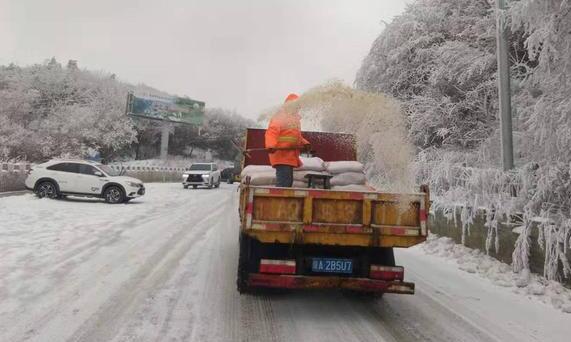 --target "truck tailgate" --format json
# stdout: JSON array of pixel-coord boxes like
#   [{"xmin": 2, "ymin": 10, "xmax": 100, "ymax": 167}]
[{"xmin": 241, "ymin": 186, "xmax": 428, "ymax": 248}]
